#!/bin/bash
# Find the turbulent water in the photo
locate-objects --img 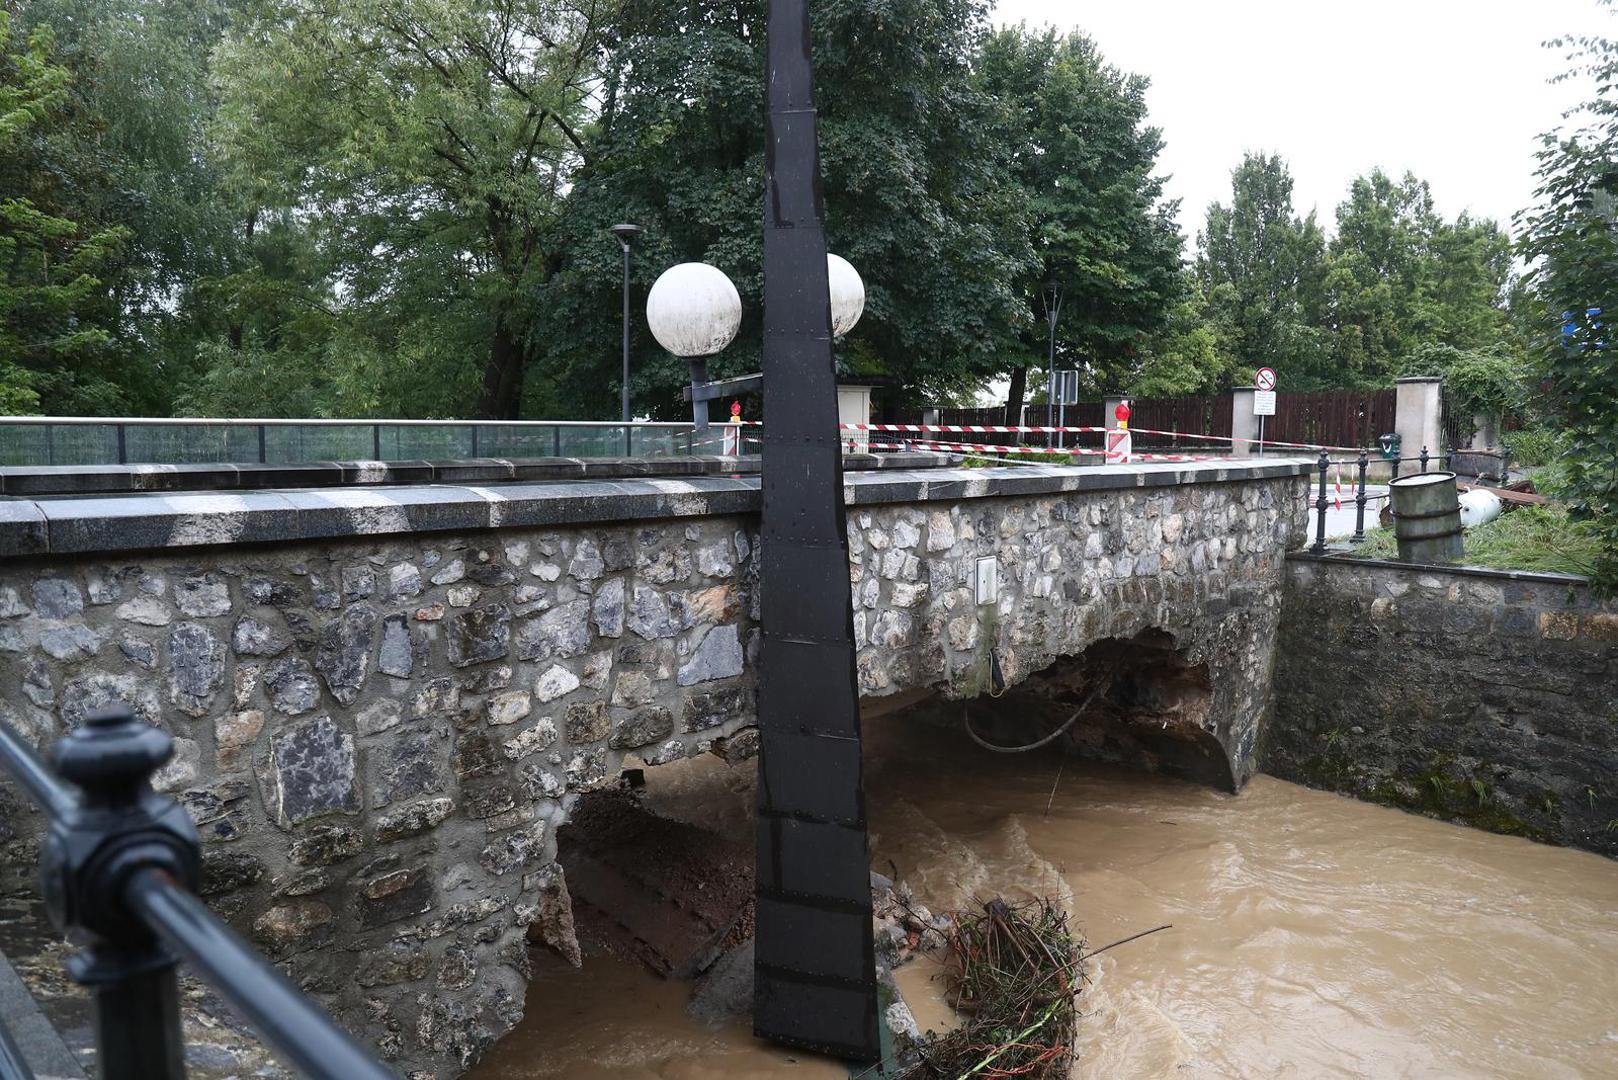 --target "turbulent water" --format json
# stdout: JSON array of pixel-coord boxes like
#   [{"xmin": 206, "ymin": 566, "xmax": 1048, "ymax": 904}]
[{"xmin": 470, "ymin": 710, "xmax": 1618, "ymax": 1080}]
